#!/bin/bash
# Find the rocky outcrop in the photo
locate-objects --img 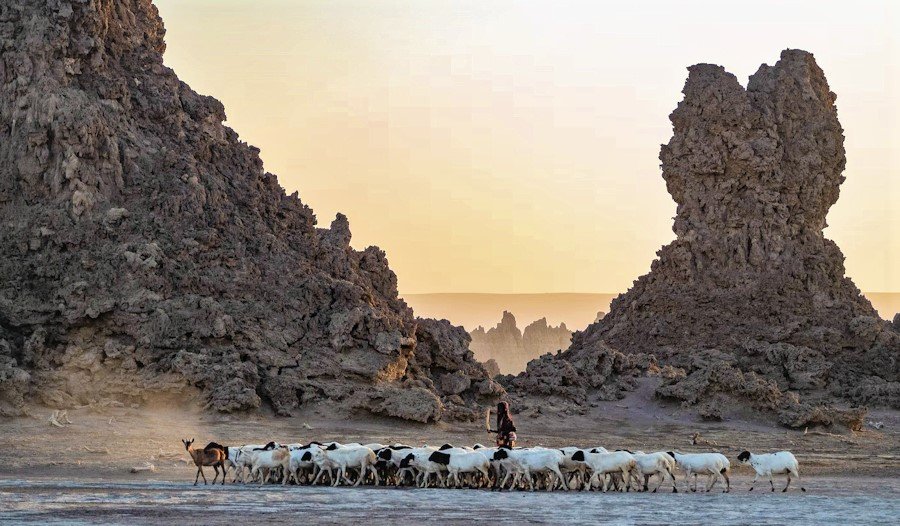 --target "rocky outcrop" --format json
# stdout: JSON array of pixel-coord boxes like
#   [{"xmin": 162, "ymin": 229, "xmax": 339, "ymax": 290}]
[
  {"xmin": 469, "ymin": 312, "xmax": 572, "ymax": 374},
  {"xmin": 0, "ymin": 0, "xmax": 499, "ymax": 420},
  {"xmin": 512, "ymin": 50, "xmax": 899, "ymax": 427},
  {"xmin": 523, "ymin": 318, "xmax": 573, "ymax": 361}
]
